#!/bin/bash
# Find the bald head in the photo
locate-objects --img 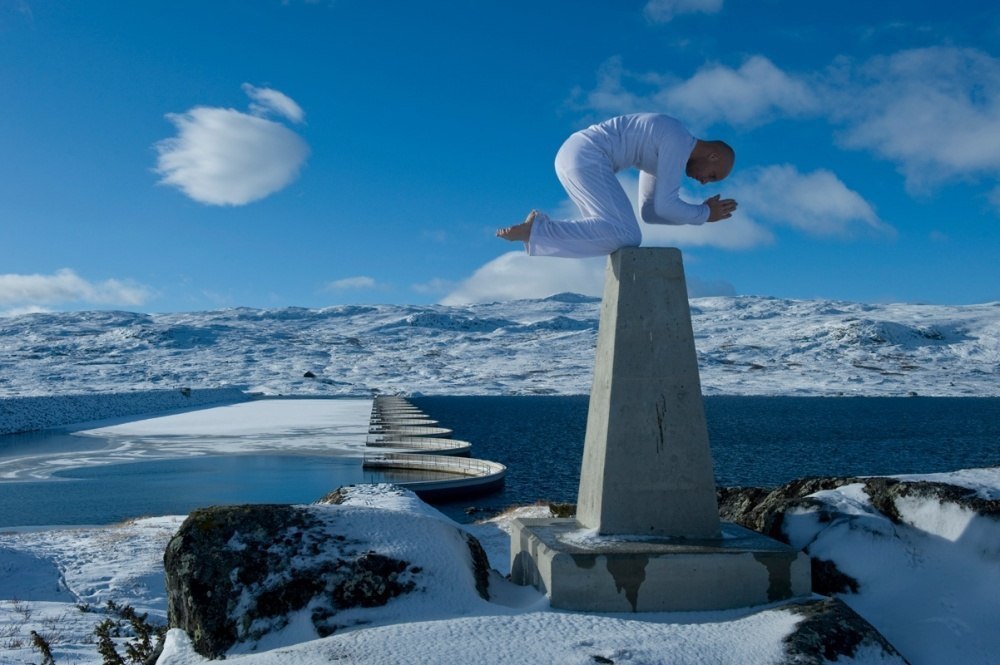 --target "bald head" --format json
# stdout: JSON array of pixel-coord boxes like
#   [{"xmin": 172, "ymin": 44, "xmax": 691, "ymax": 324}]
[{"xmin": 687, "ymin": 139, "xmax": 735, "ymax": 185}]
